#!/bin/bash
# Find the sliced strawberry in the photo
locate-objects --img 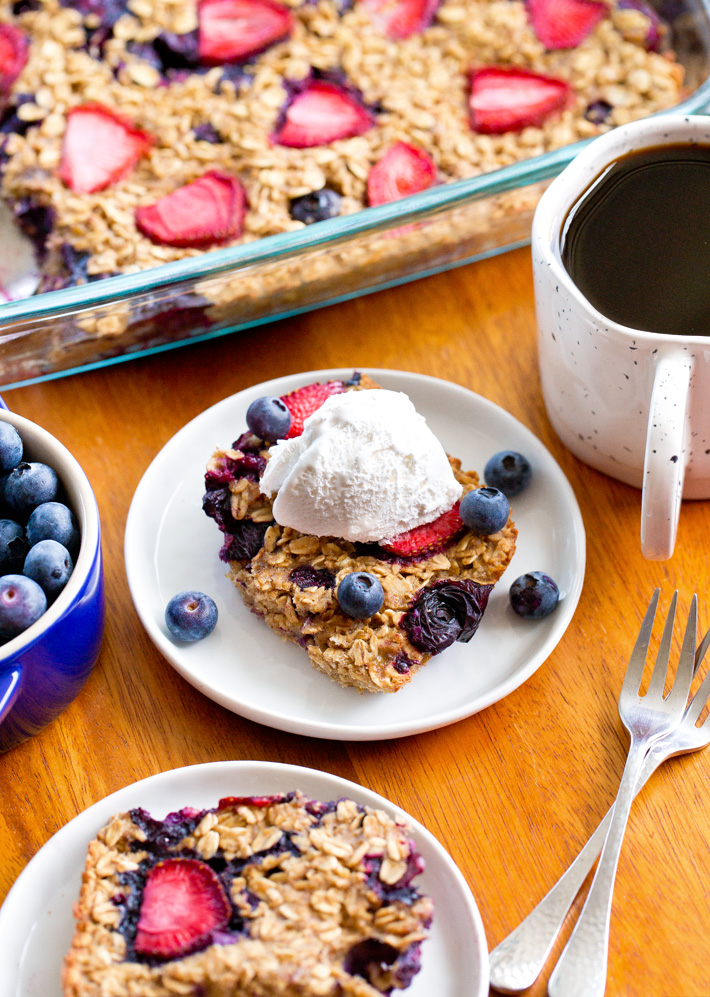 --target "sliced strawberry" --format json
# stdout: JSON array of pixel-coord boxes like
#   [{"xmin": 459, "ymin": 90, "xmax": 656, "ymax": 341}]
[
  {"xmin": 272, "ymin": 76, "xmax": 375, "ymax": 148},
  {"xmin": 367, "ymin": 141, "xmax": 437, "ymax": 207},
  {"xmin": 468, "ymin": 66, "xmax": 572, "ymax": 135},
  {"xmin": 280, "ymin": 379, "xmax": 348, "ymax": 438},
  {"xmin": 58, "ymin": 103, "xmax": 153, "ymax": 194},
  {"xmin": 362, "ymin": 0, "xmax": 442, "ymax": 38},
  {"xmin": 382, "ymin": 502, "xmax": 464, "ymax": 557},
  {"xmin": 135, "ymin": 170, "xmax": 247, "ymax": 247},
  {"xmin": 0, "ymin": 24, "xmax": 28, "ymax": 98},
  {"xmin": 198, "ymin": 0, "xmax": 294, "ymax": 64},
  {"xmin": 526, "ymin": 0, "xmax": 607, "ymax": 49},
  {"xmin": 134, "ymin": 858, "xmax": 231, "ymax": 960}
]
